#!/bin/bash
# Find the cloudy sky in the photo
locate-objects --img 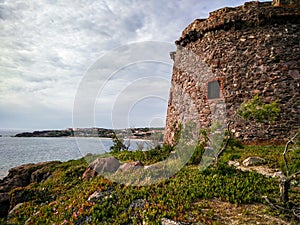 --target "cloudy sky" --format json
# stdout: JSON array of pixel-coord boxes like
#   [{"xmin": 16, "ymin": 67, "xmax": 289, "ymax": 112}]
[{"xmin": 0, "ymin": 0, "xmax": 268, "ymax": 130}]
